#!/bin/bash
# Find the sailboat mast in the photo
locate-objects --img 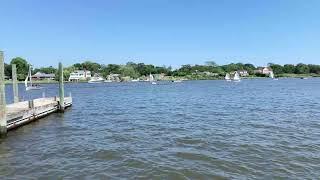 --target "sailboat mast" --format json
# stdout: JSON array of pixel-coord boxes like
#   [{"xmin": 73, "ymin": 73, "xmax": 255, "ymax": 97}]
[{"xmin": 29, "ymin": 65, "xmax": 32, "ymax": 86}]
